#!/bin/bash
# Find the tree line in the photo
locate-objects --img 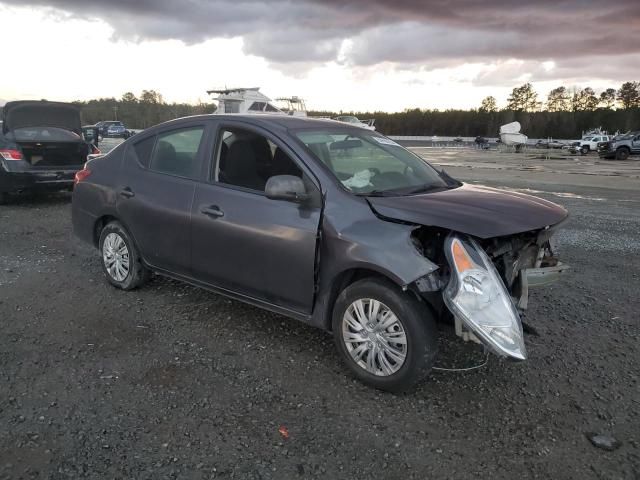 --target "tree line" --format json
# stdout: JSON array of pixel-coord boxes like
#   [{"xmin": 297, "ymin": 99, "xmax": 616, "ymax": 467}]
[
  {"xmin": 2, "ymin": 82, "xmax": 638, "ymax": 139},
  {"xmin": 314, "ymin": 81, "xmax": 640, "ymax": 139},
  {"xmin": 76, "ymin": 90, "xmax": 216, "ymax": 129}
]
